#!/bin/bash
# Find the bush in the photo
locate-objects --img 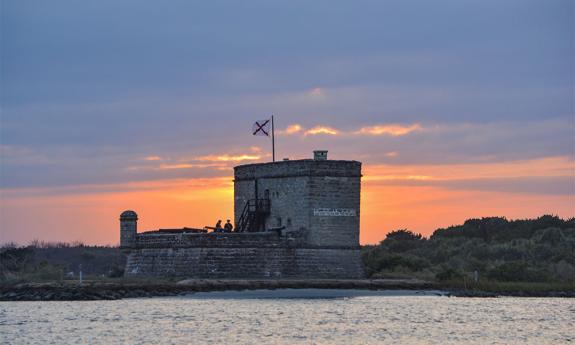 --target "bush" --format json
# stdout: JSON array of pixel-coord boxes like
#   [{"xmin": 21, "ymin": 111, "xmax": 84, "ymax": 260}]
[
  {"xmin": 381, "ymin": 229, "xmax": 425, "ymax": 253},
  {"xmin": 436, "ymin": 268, "xmax": 464, "ymax": 281},
  {"xmin": 108, "ymin": 265, "xmax": 125, "ymax": 278},
  {"xmin": 362, "ymin": 215, "xmax": 574, "ymax": 283},
  {"xmin": 487, "ymin": 262, "xmax": 551, "ymax": 282},
  {"xmin": 0, "ymin": 247, "xmax": 35, "ymax": 273},
  {"xmin": 362, "ymin": 248, "xmax": 429, "ymax": 277},
  {"xmin": 534, "ymin": 227, "xmax": 564, "ymax": 245}
]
